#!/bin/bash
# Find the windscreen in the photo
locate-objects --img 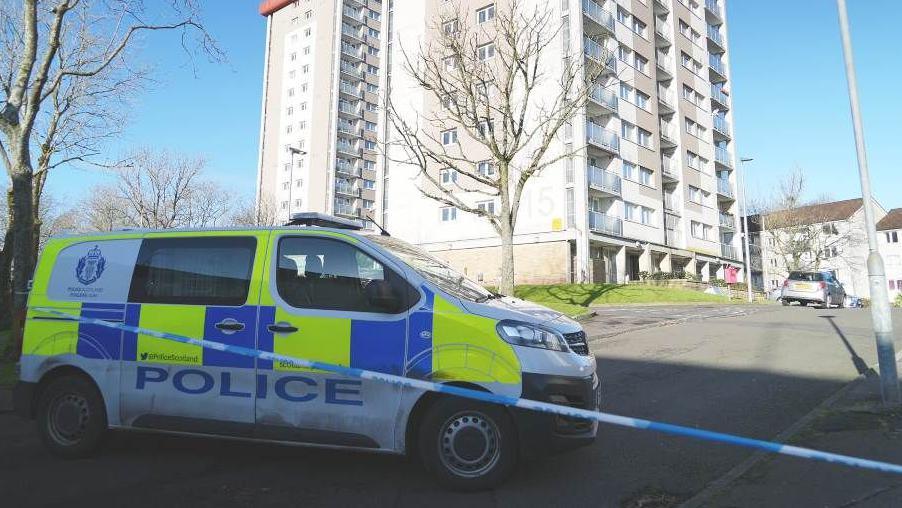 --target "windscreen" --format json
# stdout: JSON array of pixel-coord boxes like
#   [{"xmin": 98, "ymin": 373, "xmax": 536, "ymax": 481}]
[{"xmin": 788, "ymin": 272, "xmax": 823, "ymax": 282}]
